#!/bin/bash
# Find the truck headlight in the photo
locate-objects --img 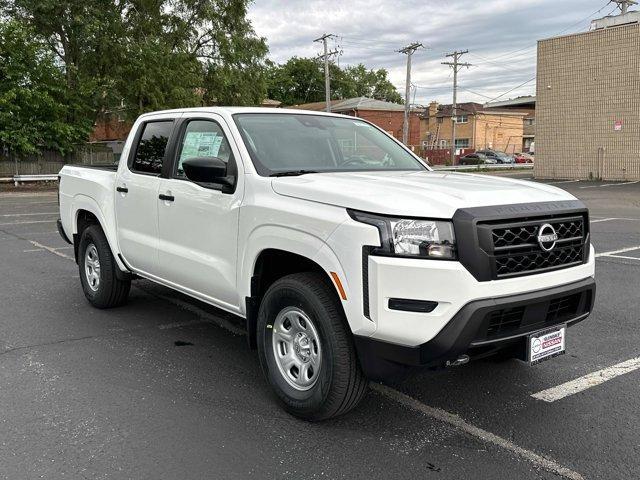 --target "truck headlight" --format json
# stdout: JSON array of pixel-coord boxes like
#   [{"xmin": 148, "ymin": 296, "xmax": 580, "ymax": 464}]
[{"xmin": 348, "ymin": 210, "xmax": 457, "ymax": 260}]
